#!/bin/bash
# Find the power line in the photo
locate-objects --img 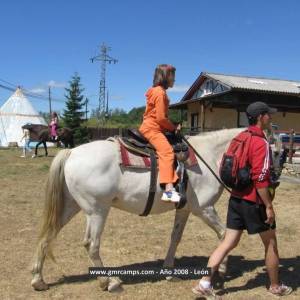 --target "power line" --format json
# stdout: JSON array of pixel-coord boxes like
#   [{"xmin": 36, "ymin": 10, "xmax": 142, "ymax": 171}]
[
  {"xmin": 0, "ymin": 84, "xmax": 16, "ymax": 93},
  {"xmin": 0, "ymin": 78, "xmax": 18, "ymax": 88},
  {"xmin": 0, "ymin": 82, "xmax": 64, "ymax": 103}
]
